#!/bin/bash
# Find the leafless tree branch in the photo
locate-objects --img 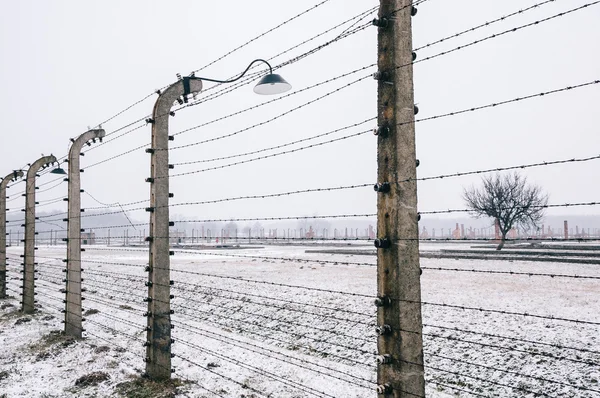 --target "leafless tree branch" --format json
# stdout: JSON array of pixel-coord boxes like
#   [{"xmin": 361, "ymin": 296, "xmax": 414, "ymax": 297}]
[{"xmin": 463, "ymin": 172, "xmax": 548, "ymax": 250}]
